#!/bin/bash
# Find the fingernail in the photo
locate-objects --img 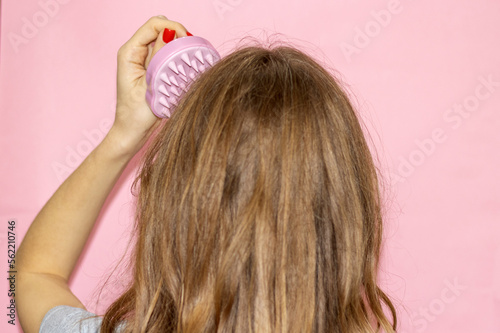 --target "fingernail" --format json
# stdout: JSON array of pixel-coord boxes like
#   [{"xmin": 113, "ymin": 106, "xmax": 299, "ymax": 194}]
[
  {"xmin": 186, "ymin": 31, "xmax": 193, "ymax": 36},
  {"xmin": 162, "ymin": 28, "xmax": 176, "ymax": 43}
]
